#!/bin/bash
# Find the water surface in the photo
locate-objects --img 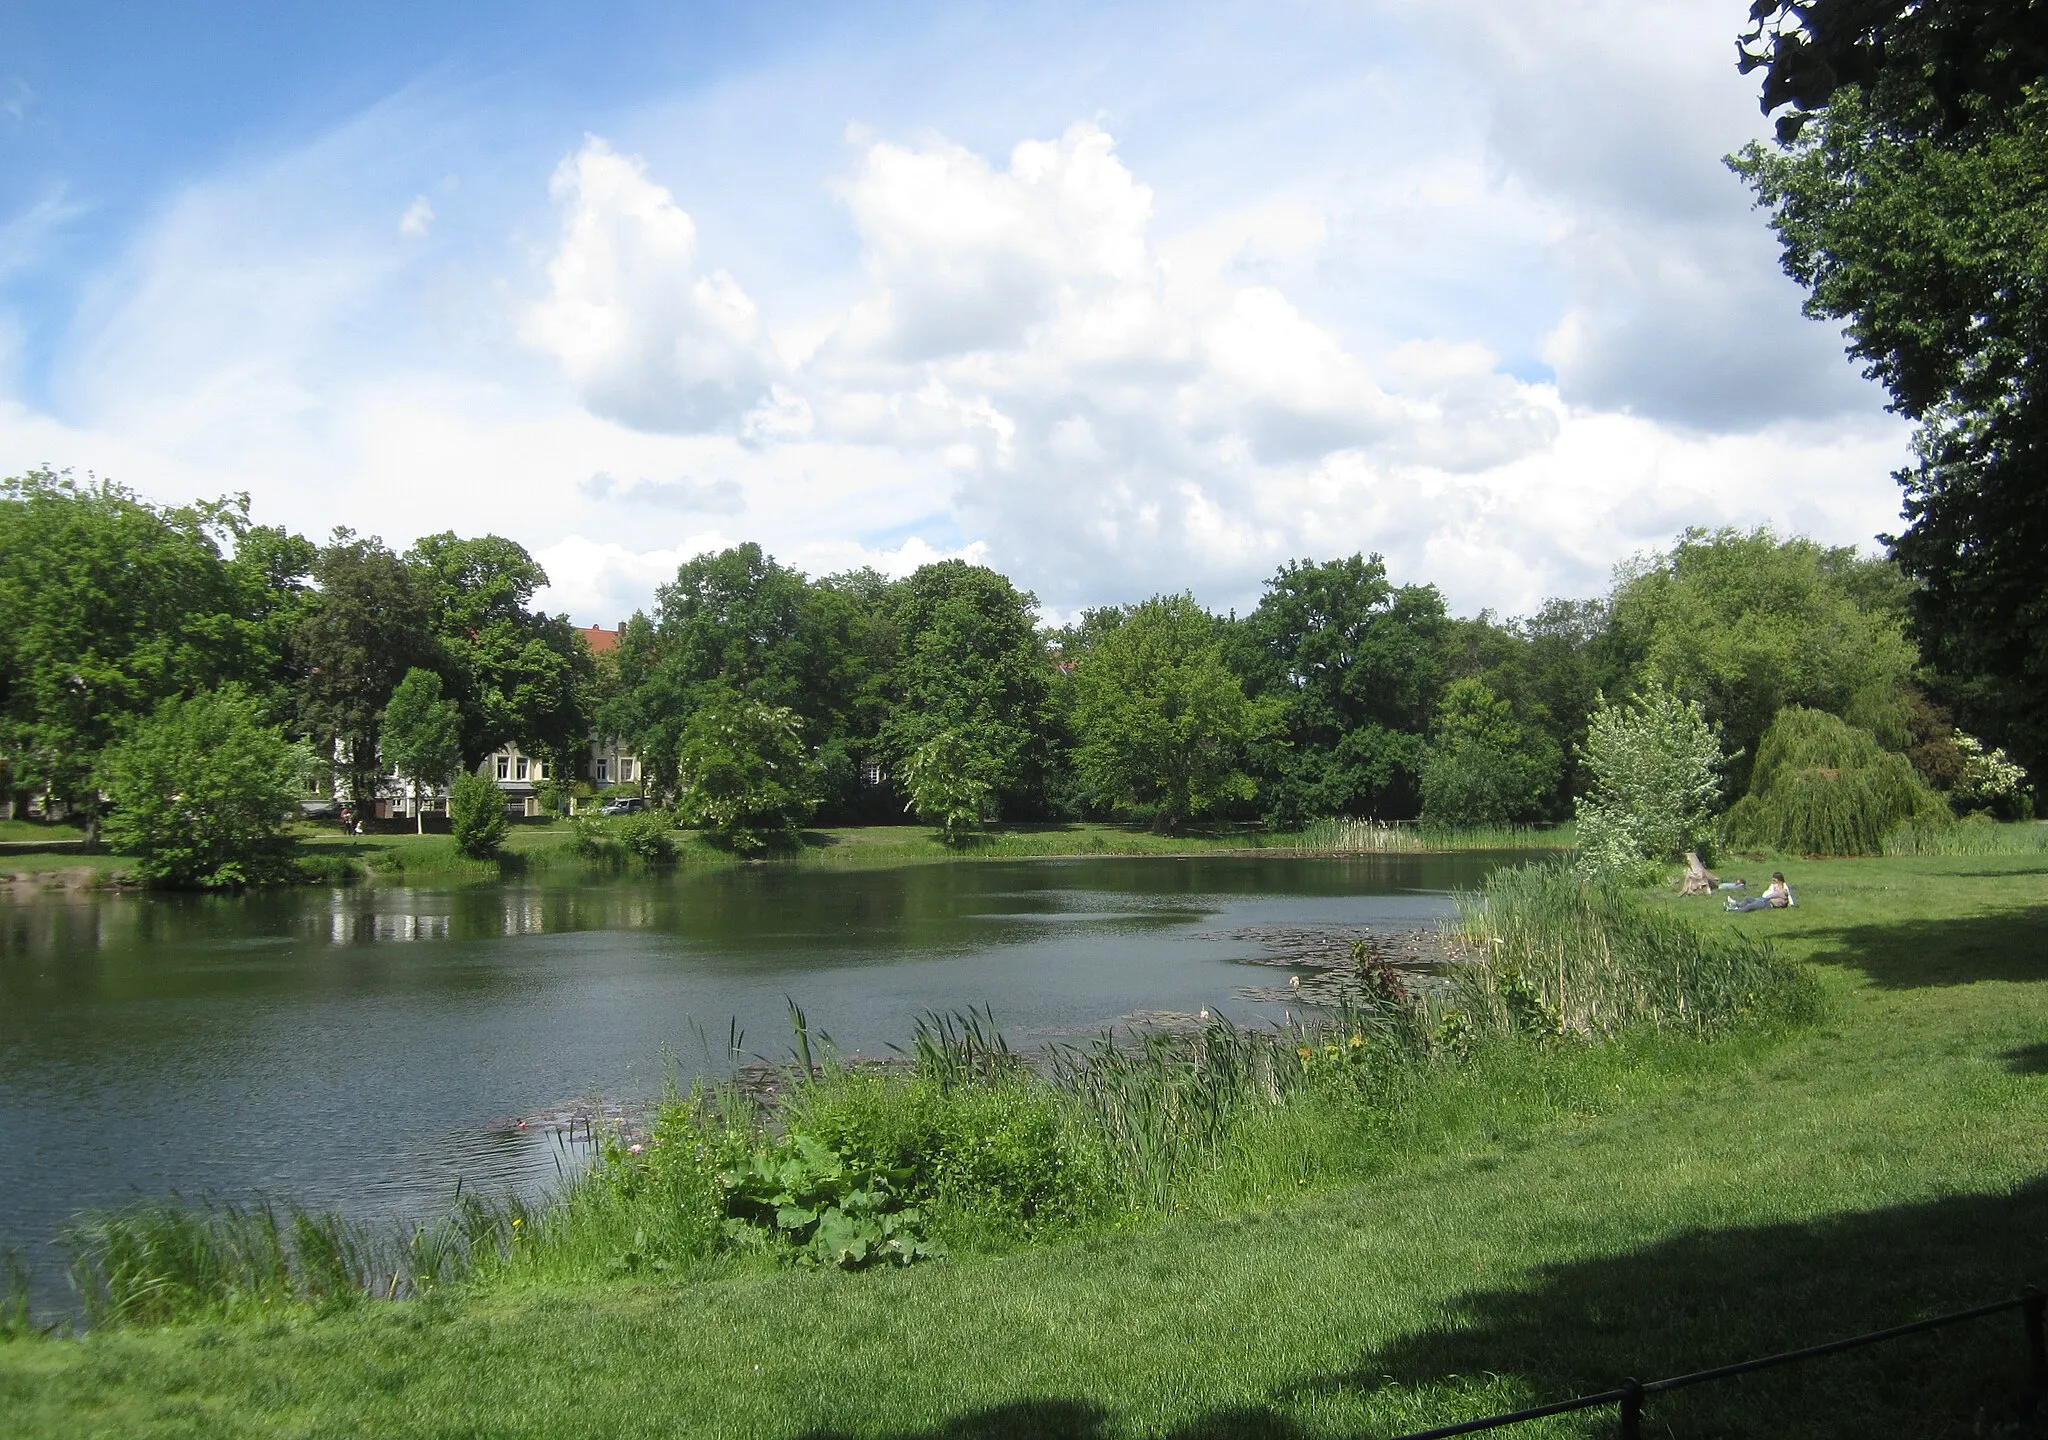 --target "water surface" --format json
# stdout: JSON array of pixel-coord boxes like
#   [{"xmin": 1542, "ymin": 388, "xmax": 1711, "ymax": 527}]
[{"xmin": 0, "ymin": 853, "xmax": 1504, "ymax": 1286}]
